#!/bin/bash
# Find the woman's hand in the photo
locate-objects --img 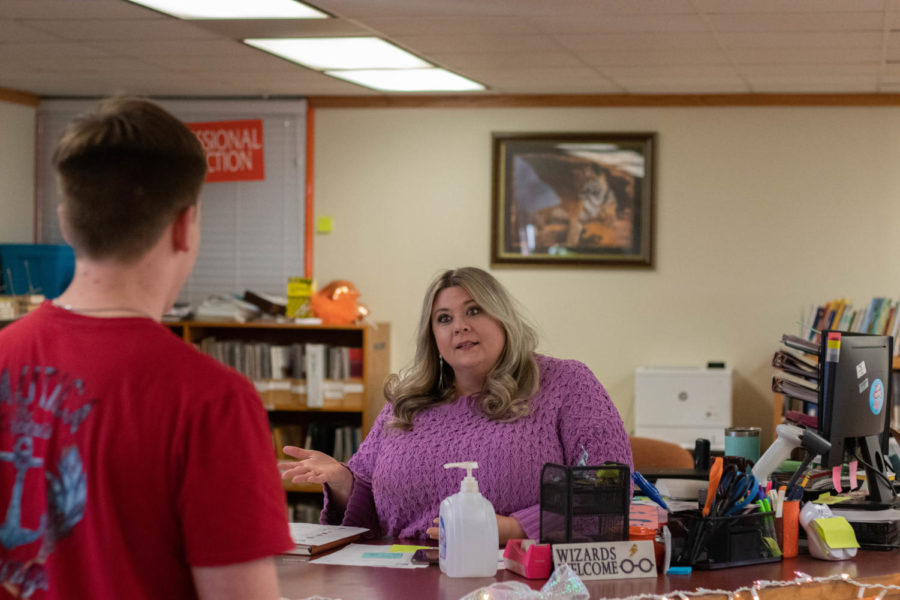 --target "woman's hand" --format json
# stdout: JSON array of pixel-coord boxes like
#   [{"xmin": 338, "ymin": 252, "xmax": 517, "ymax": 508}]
[
  {"xmin": 425, "ymin": 515, "xmax": 525, "ymax": 545},
  {"xmin": 280, "ymin": 446, "xmax": 354, "ymax": 508}
]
